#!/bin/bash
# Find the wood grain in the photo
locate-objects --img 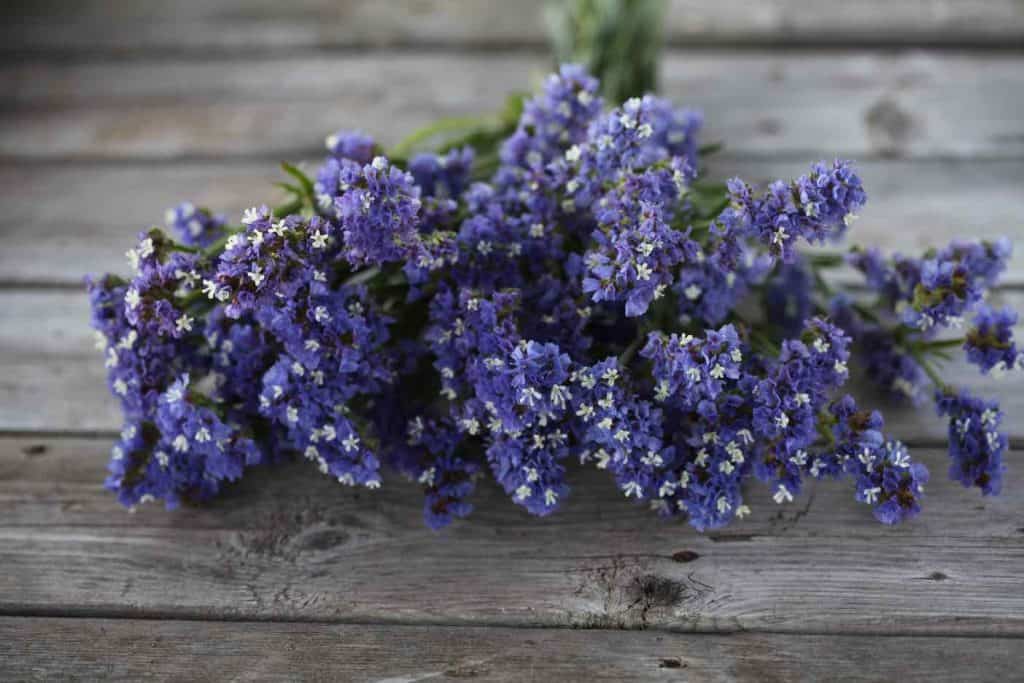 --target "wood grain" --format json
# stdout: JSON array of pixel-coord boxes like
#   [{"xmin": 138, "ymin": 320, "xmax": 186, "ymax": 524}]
[
  {"xmin": 1, "ymin": 617, "xmax": 1020, "ymax": 682},
  {"xmin": 0, "ymin": 436, "xmax": 1020, "ymax": 634},
  {"xmin": 3, "ymin": 159, "xmax": 1023, "ymax": 286},
  {"xmin": 4, "ymin": 0, "xmax": 1022, "ymax": 54},
  {"xmin": 3, "ymin": 51, "xmax": 1023, "ymax": 160}
]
